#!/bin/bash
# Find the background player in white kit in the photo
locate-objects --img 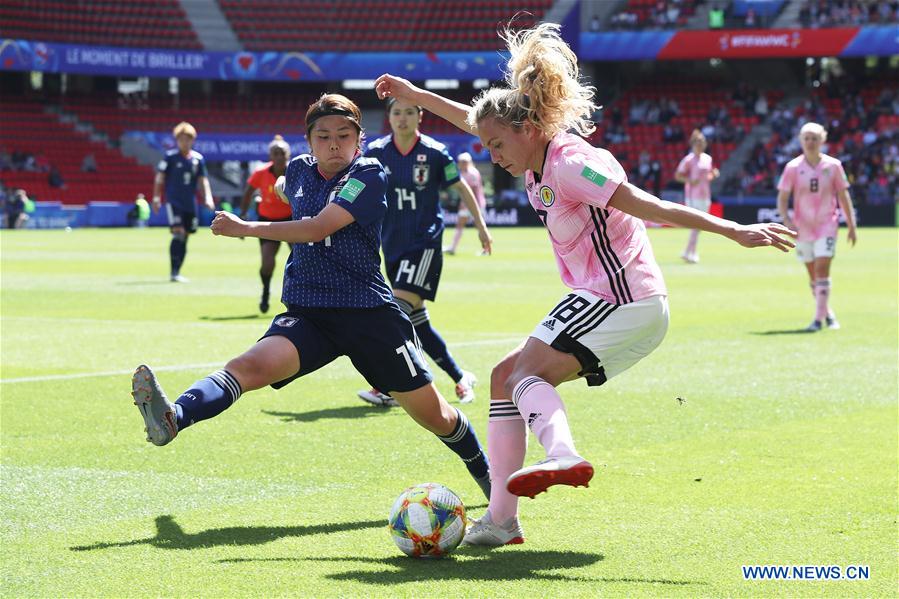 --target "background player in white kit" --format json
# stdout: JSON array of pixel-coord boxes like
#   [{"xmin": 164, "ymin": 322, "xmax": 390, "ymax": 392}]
[
  {"xmin": 675, "ymin": 129, "xmax": 719, "ymax": 264},
  {"xmin": 375, "ymin": 22, "xmax": 795, "ymax": 547},
  {"xmin": 446, "ymin": 152, "xmax": 489, "ymax": 256},
  {"xmin": 777, "ymin": 122, "xmax": 857, "ymax": 332}
]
